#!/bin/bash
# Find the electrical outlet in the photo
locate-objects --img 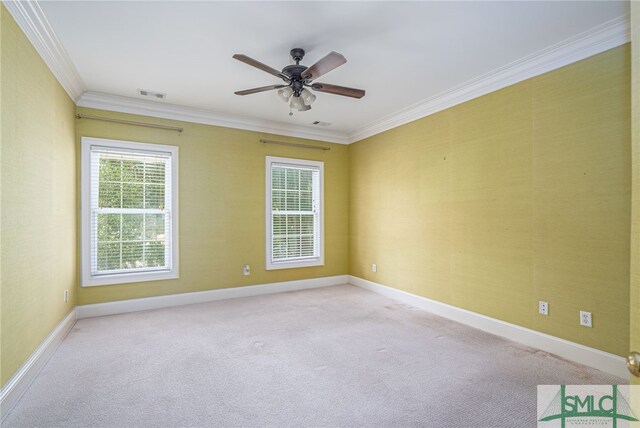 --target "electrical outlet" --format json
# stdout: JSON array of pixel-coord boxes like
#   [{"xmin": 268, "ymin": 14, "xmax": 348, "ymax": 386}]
[
  {"xmin": 371, "ymin": 263, "xmax": 377, "ymax": 273},
  {"xmin": 243, "ymin": 264, "xmax": 250, "ymax": 276},
  {"xmin": 538, "ymin": 301, "xmax": 548, "ymax": 316},
  {"xmin": 580, "ymin": 311, "xmax": 592, "ymax": 327},
  {"xmin": 64, "ymin": 290, "xmax": 69, "ymax": 303}
]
